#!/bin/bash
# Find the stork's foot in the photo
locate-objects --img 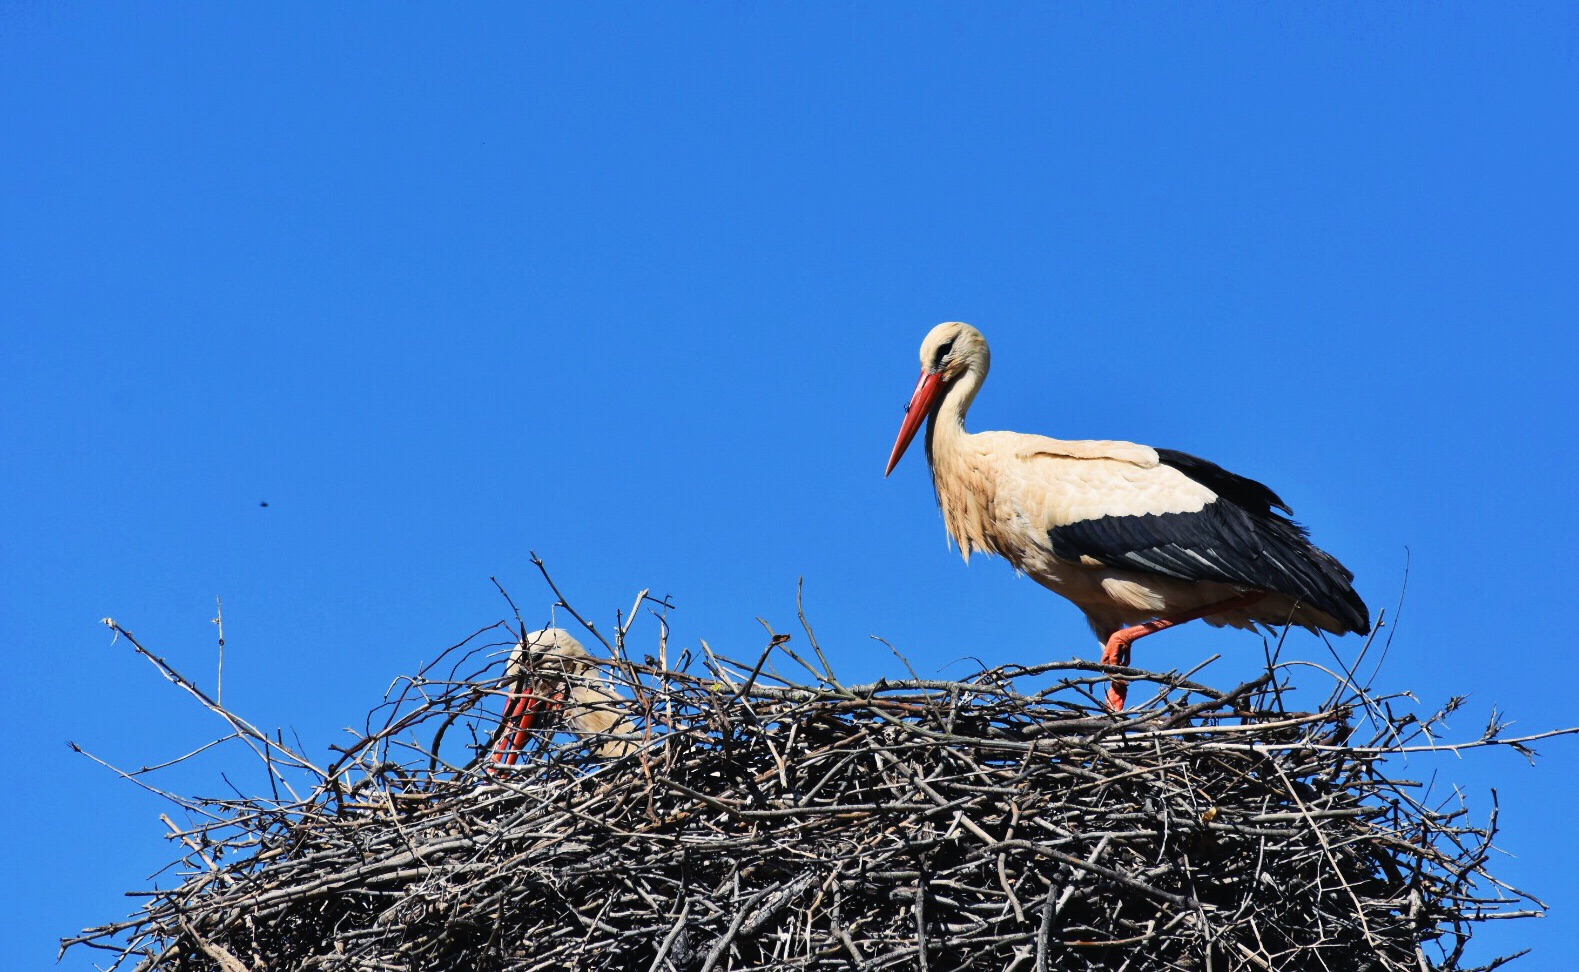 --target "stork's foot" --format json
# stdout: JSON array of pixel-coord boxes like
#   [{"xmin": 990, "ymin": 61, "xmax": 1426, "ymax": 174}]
[
  {"xmin": 1101, "ymin": 633, "xmax": 1134, "ymax": 711},
  {"xmin": 1099, "ymin": 592, "xmax": 1270, "ymax": 713}
]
